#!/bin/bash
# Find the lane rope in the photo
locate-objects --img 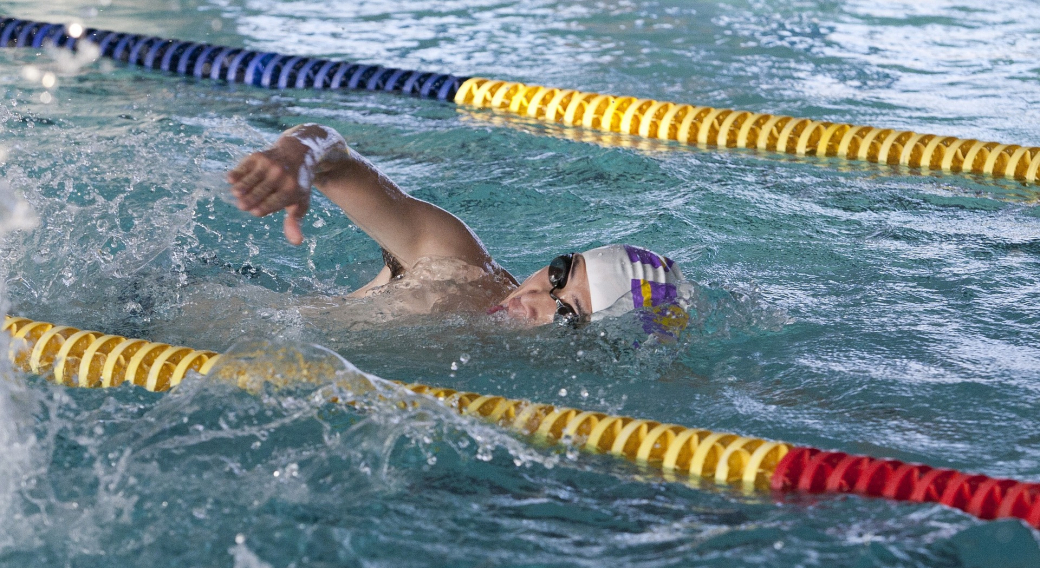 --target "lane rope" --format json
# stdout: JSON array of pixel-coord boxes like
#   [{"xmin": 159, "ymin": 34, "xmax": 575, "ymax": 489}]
[
  {"xmin": 4, "ymin": 314, "xmax": 1039, "ymax": 527},
  {"xmin": 0, "ymin": 18, "xmax": 466, "ymax": 100},
  {"xmin": 454, "ymin": 79, "xmax": 1040, "ymax": 184},
  {"xmin": 2, "ymin": 17, "xmax": 1038, "ymax": 184}
]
